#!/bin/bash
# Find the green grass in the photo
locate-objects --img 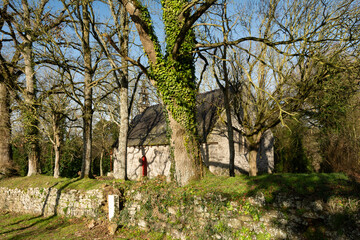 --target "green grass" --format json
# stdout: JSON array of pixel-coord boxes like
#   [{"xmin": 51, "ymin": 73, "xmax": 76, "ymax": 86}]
[
  {"xmin": 0, "ymin": 211, "xmax": 83, "ymax": 240},
  {"xmin": 1, "ymin": 173, "xmax": 358, "ymax": 201},
  {"xmin": 0, "ymin": 211, "xmax": 171, "ymax": 240},
  {"xmin": 0, "ymin": 175, "xmax": 126, "ymax": 191},
  {"xmin": 183, "ymin": 172, "xmax": 358, "ymax": 201}
]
